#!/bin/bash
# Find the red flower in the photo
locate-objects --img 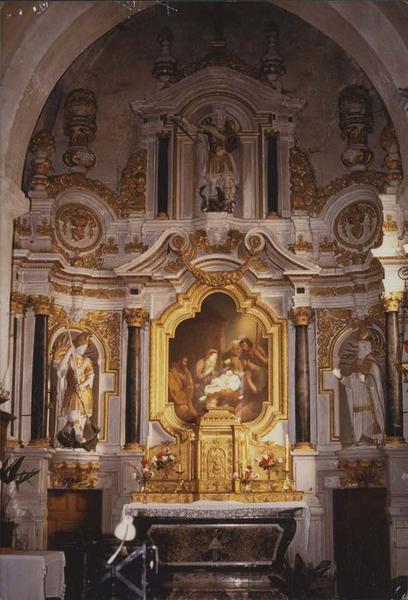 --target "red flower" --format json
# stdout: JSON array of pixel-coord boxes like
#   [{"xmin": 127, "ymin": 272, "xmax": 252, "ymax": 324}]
[{"xmin": 141, "ymin": 459, "xmax": 149, "ymax": 466}]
